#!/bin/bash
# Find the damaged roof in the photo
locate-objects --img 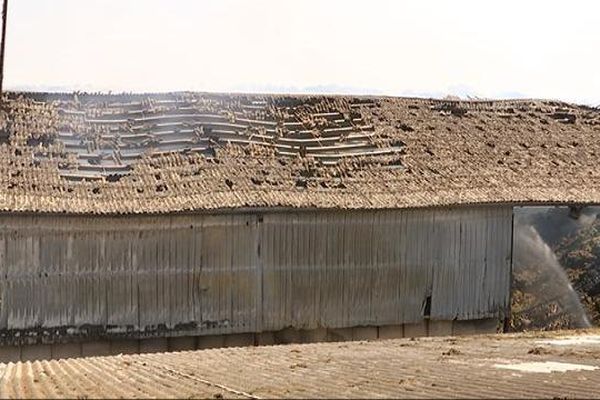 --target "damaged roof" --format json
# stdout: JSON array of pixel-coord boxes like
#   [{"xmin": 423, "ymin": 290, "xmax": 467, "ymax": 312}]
[{"xmin": 0, "ymin": 91, "xmax": 599, "ymax": 214}]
